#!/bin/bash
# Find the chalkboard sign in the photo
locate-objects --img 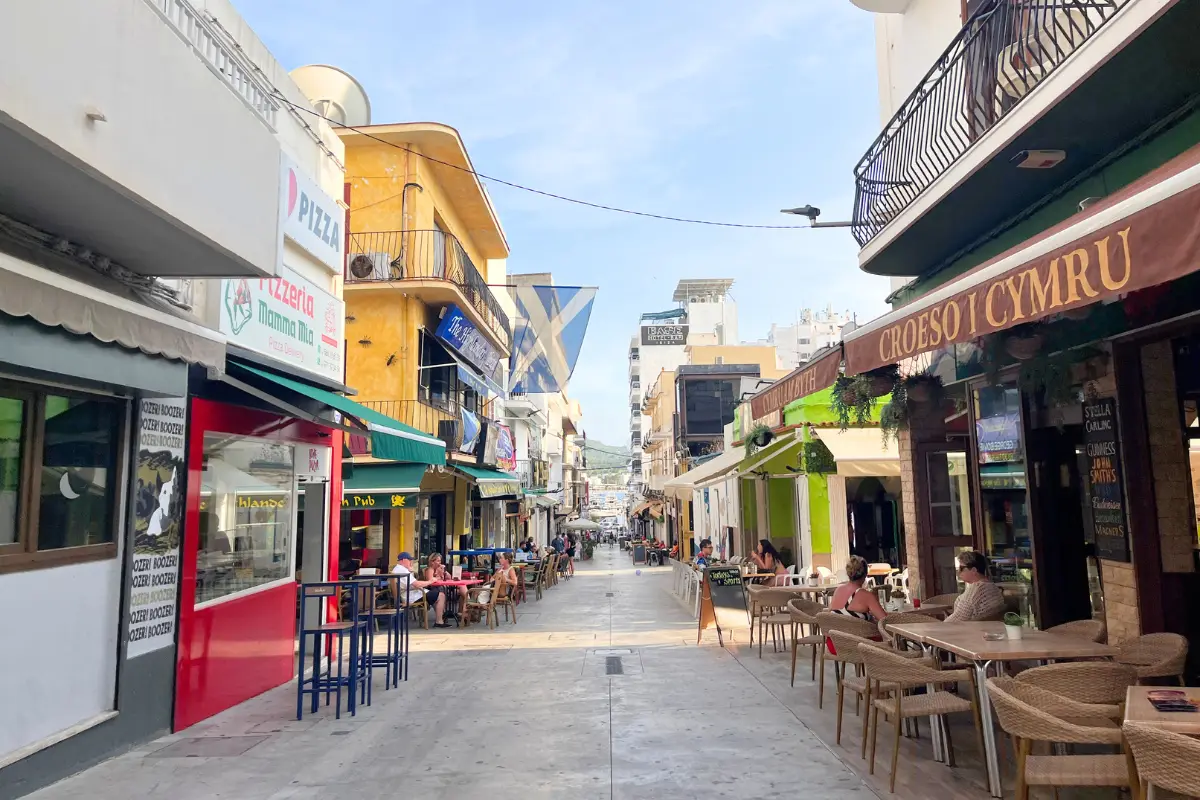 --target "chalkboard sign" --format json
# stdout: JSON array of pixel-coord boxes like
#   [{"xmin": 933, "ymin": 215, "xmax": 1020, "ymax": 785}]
[
  {"xmin": 1083, "ymin": 398, "xmax": 1130, "ymax": 563},
  {"xmin": 697, "ymin": 565, "xmax": 749, "ymax": 646},
  {"xmin": 632, "ymin": 544, "xmax": 647, "ymax": 564}
]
